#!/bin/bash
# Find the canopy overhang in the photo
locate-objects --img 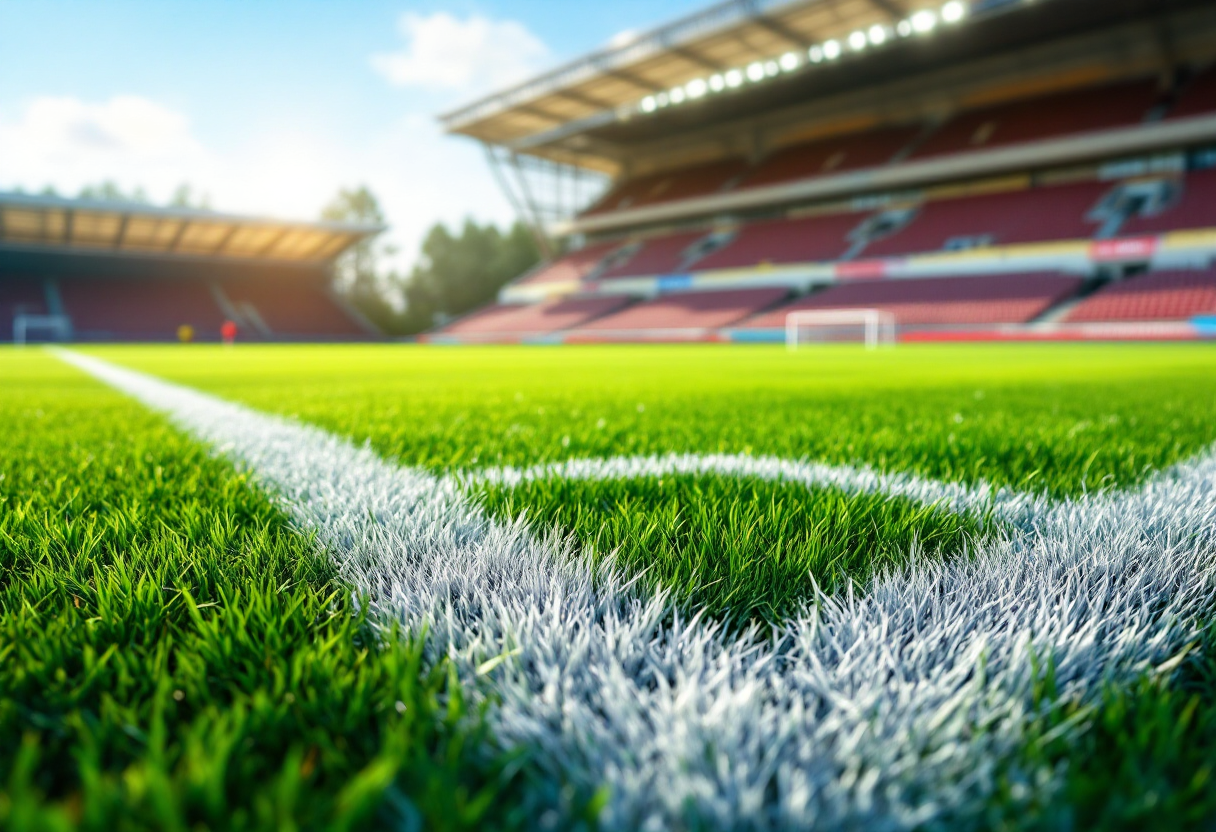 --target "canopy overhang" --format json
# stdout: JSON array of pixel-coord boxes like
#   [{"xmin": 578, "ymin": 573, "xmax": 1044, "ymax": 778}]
[{"xmin": 0, "ymin": 193, "xmax": 384, "ymax": 266}]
